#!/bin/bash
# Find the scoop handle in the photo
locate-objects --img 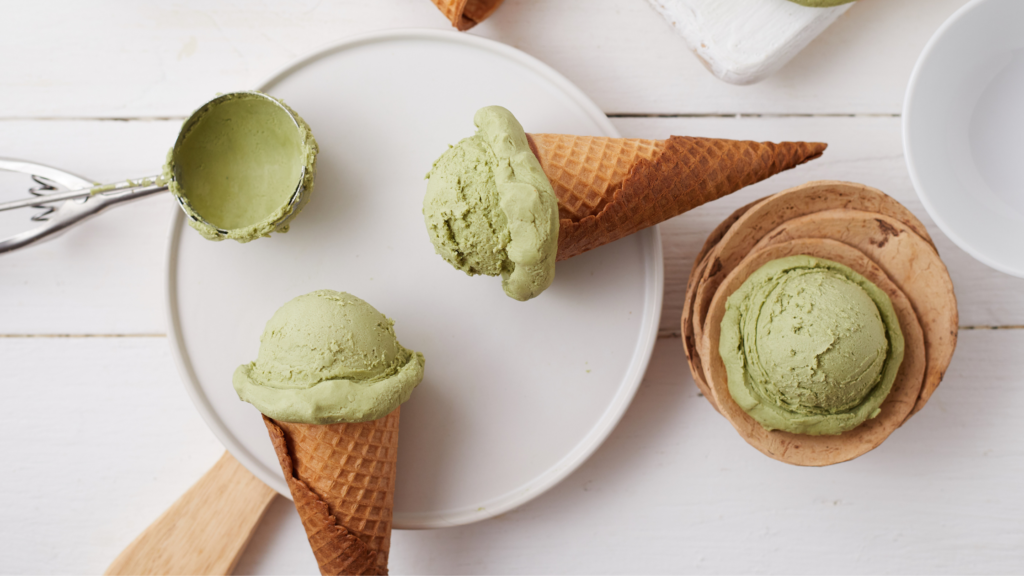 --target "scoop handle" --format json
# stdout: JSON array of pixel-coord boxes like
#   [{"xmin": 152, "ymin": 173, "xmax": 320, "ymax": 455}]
[
  {"xmin": 0, "ymin": 176, "xmax": 166, "ymax": 212},
  {"xmin": 104, "ymin": 451, "xmax": 277, "ymax": 576},
  {"xmin": 0, "ymin": 159, "xmax": 169, "ymax": 254}
]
